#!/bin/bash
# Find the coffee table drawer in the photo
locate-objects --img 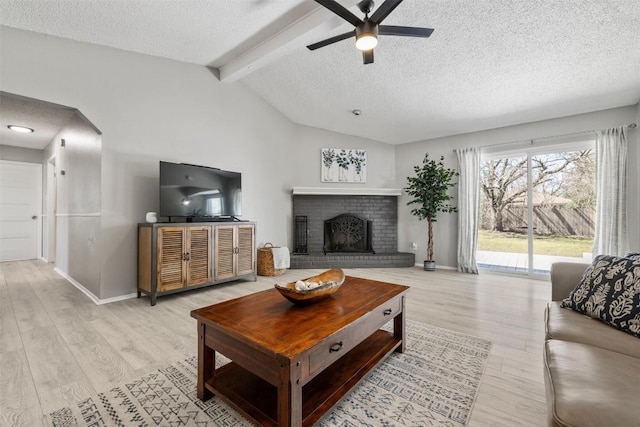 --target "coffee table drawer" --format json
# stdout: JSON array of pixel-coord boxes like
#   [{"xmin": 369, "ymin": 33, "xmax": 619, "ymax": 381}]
[{"xmin": 307, "ymin": 295, "xmax": 402, "ymax": 378}]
